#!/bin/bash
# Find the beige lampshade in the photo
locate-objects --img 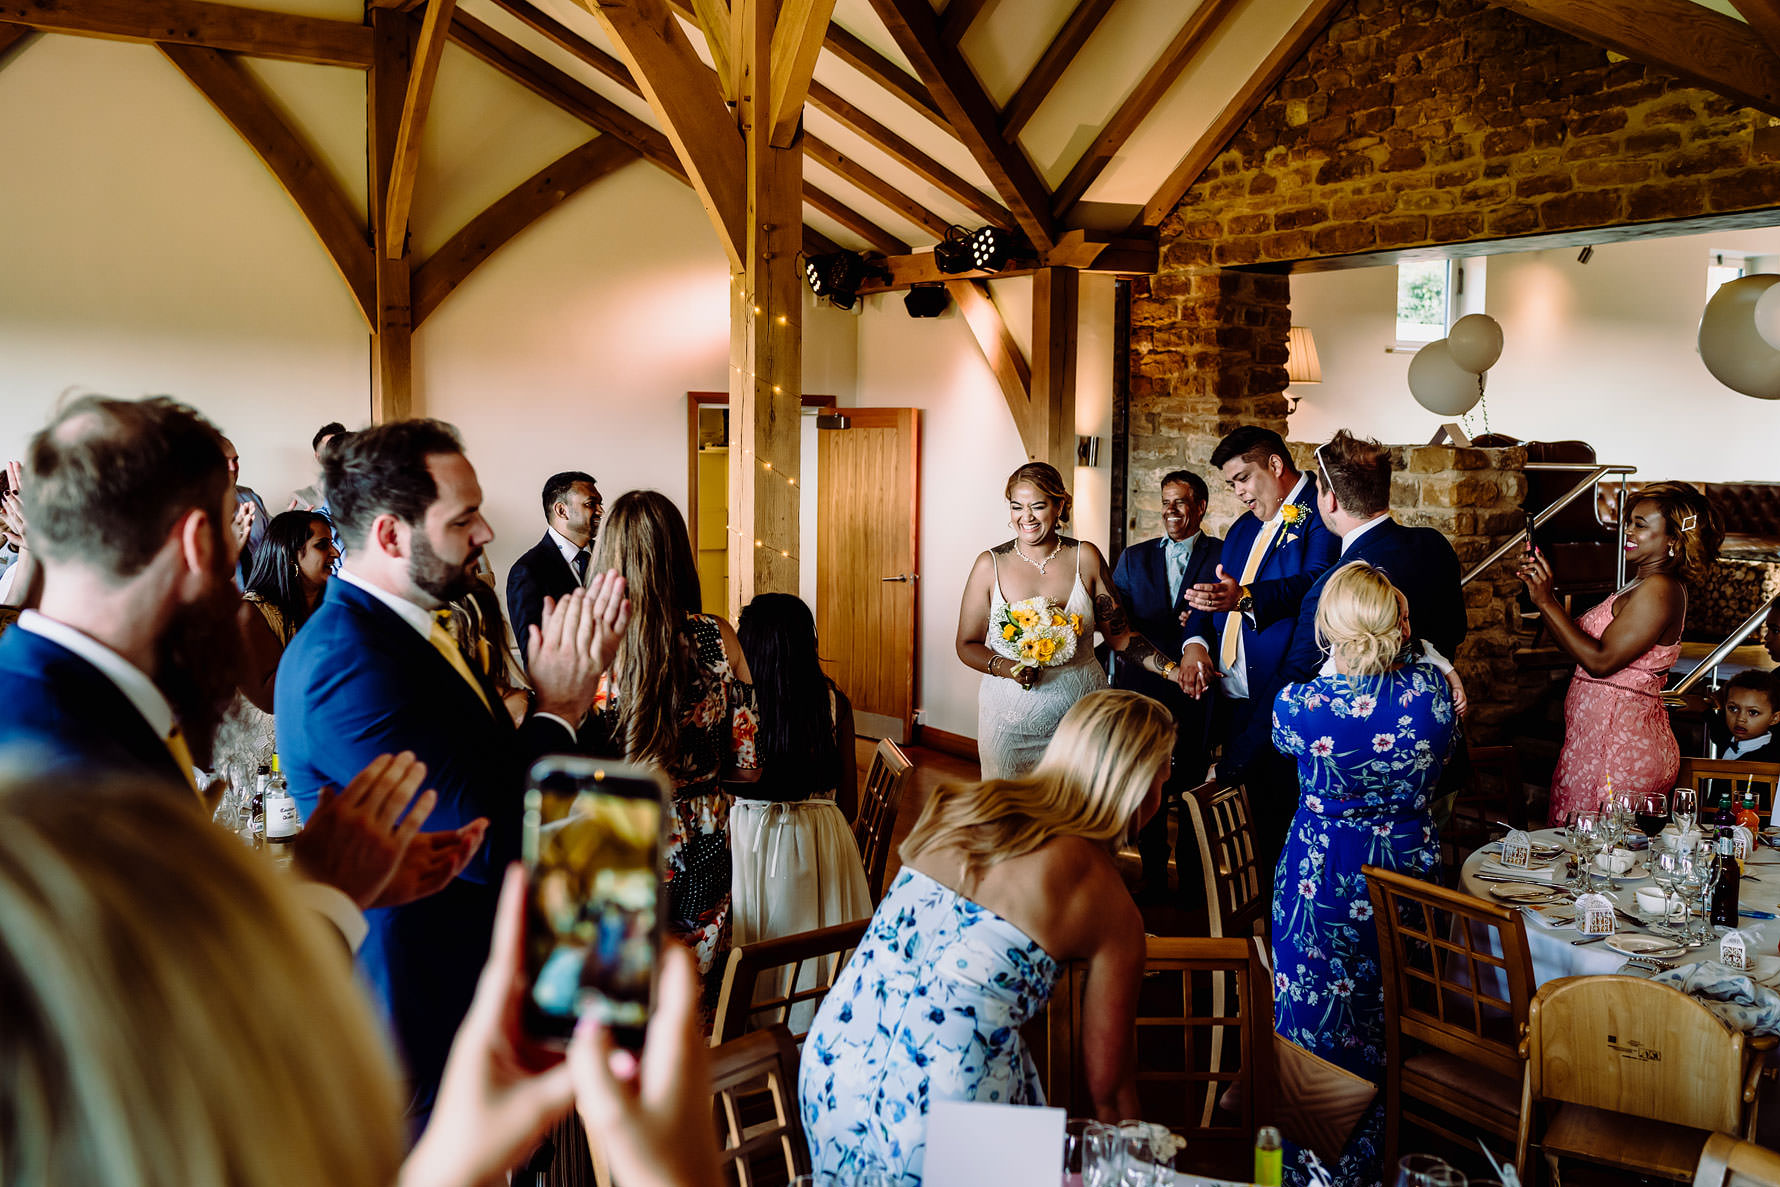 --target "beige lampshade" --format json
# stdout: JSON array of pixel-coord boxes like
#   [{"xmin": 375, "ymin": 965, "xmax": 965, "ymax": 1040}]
[{"xmin": 1286, "ymin": 326, "xmax": 1322, "ymax": 385}]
